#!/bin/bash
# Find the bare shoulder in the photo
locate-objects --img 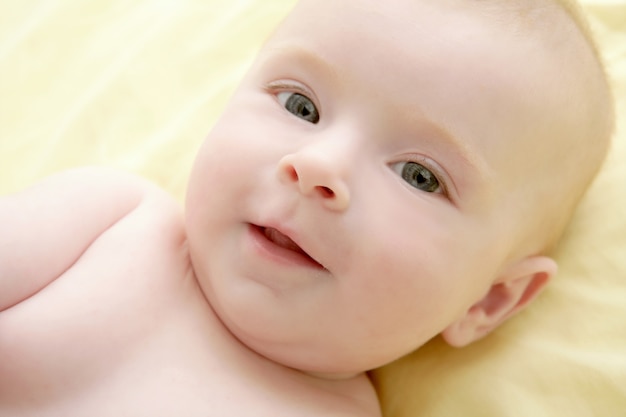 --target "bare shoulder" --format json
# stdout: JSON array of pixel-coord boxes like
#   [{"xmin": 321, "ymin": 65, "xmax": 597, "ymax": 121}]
[
  {"xmin": 0, "ymin": 166, "xmax": 182, "ymax": 311},
  {"xmin": 282, "ymin": 373, "xmax": 381, "ymax": 417},
  {"xmin": 35, "ymin": 165, "xmax": 177, "ymax": 204},
  {"xmin": 319, "ymin": 374, "xmax": 382, "ymax": 417},
  {"xmin": 4, "ymin": 165, "xmax": 180, "ymax": 219},
  {"xmin": 324, "ymin": 374, "xmax": 382, "ymax": 417},
  {"xmin": 49, "ymin": 165, "xmax": 188, "ymax": 263}
]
